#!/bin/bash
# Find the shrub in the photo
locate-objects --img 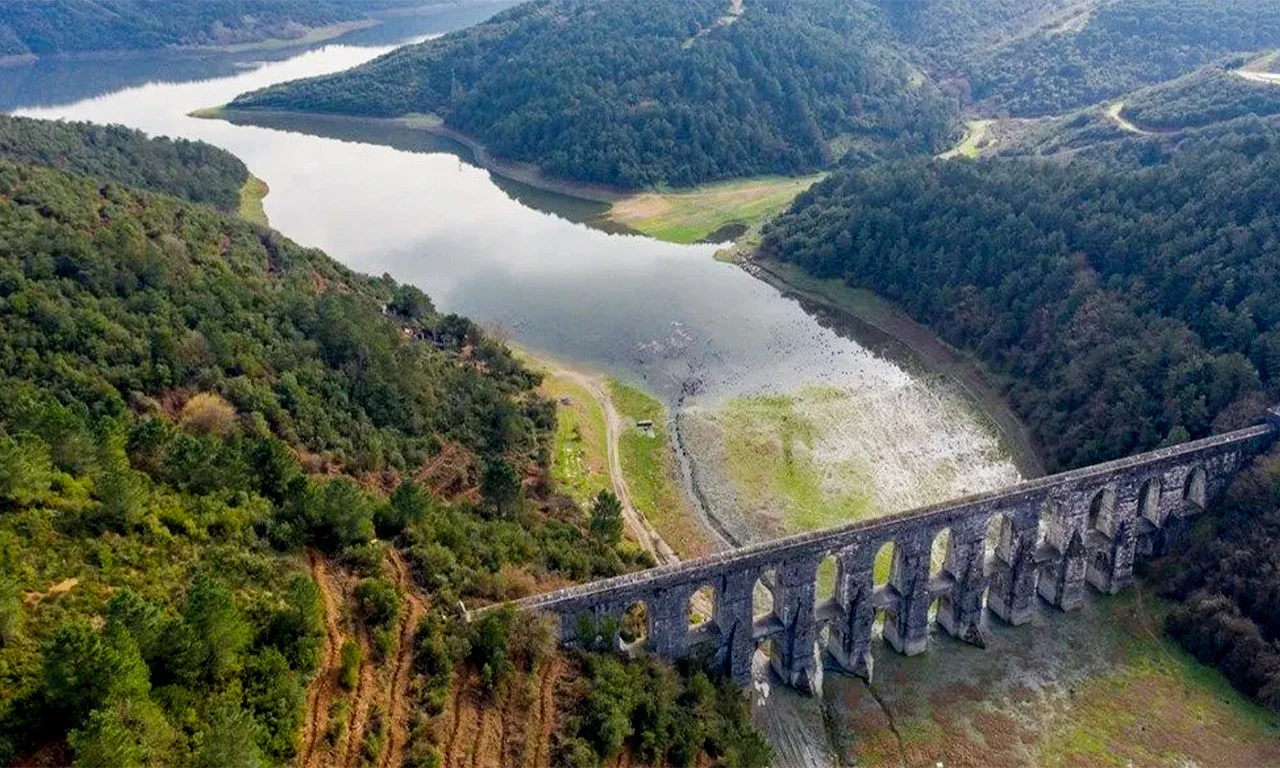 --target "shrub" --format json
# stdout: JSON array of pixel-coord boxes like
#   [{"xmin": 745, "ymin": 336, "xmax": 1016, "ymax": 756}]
[
  {"xmin": 354, "ymin": 578, "xmax": 401, "ymax": 629},
  {"xmin": 339, "ymin": 640, "xmax": 362, "ymax": 691},
  {"xmin": 178, "ymin": 393, "xmax": 238, "ymax": 438}
]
